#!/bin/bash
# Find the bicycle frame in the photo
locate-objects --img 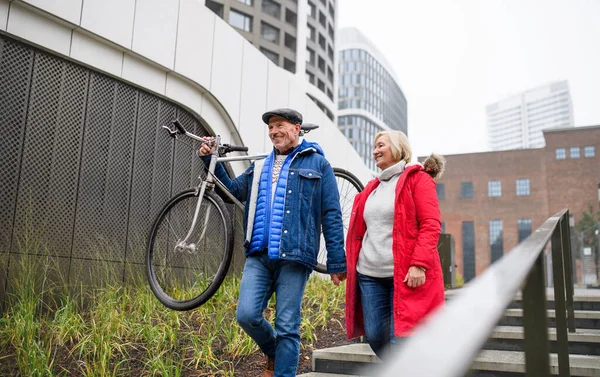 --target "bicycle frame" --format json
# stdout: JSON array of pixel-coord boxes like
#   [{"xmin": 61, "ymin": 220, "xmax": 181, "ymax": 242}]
[{"xmin": 177, "ymin": 133, "xmax": 267, "ymax": 249}]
